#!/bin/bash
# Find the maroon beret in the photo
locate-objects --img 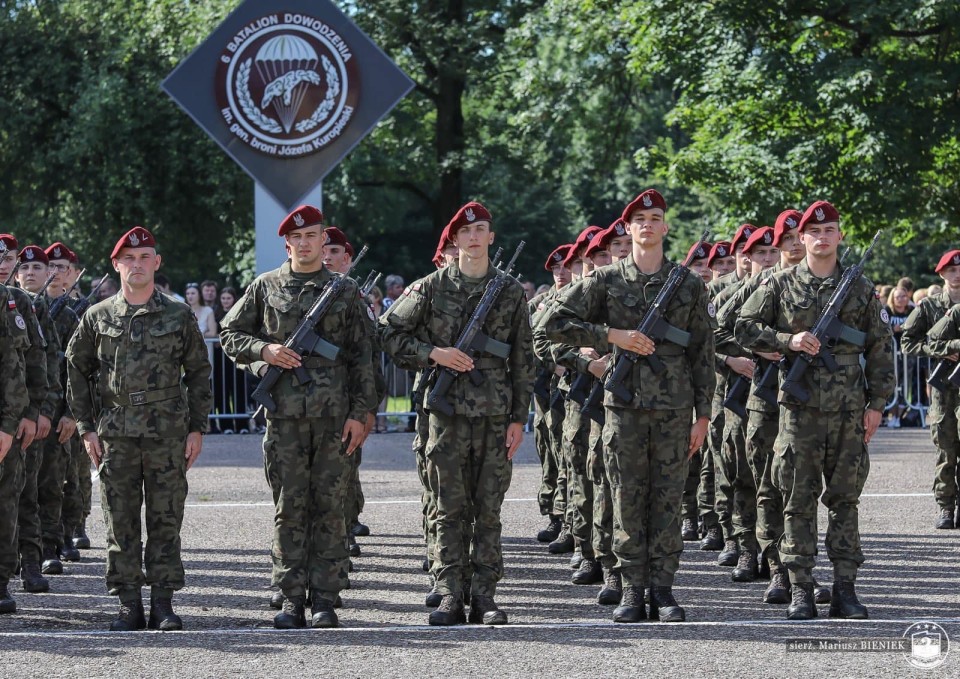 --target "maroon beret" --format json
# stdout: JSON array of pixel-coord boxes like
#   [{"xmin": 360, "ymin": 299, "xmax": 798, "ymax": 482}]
[
  {"xmin": 707, "ymin": 241, "xmax": 733, "ymax": 267},
  {"xmin": 772, "ymin": 210, "xmax": 802, "ymax": 247},
  {"xmin": 585, "ymin": 219, "xmax": 630, "ymax": 257},
  {"xmin": 563, "ymin": 226, "xmax": 604, "ymax": 268},
  {"xmin": 278, "ymin": 205, "xmax": 324, "ymax": 237},
  {"xmin": 743, "ymin": 226, "xmax": 775, "ymax": 253},
  {"xmin": 935, "ymin": 249, "xmax": 960, "ymax": 273},
  {"xmin": 45, "ymin": 242, "xmax": 75, "ymax": 263},
  {"xmin": 19, "ymin": 245, "xmax": 49, "ymax": 265},
  {"xmin": 799, "ymin": 201, "xmax": 840, "ymax": 232},
  {"xmin": 544, "ymin": 244, "xmax": 574, "ymax": 272},
  {"xmin": 110, "ymin": 226, "xmax": 156, "ymax": 260},
  {"xmin": 730, "ymin": 224, "xmax": 758, "ymax": 252},
  {"xmin": 686, "ymin": 241, "xmax": 712, "ymax": 263},
  {"xmin": 621, "ymin": 190, "xmax": 667, "ymax": 222},
  {"xmin": 445, "ymin": 202, "xmax": 492, "ymax": 236},
  {"xmin": 0, "ymin": 234, "xmax": 19, "ymax": 252},
  {"xmin": 323, "ymin": 226, "xmax": 354, "ymax": 258}
]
